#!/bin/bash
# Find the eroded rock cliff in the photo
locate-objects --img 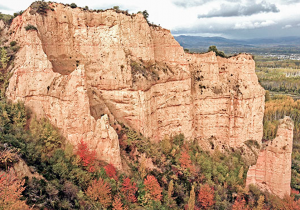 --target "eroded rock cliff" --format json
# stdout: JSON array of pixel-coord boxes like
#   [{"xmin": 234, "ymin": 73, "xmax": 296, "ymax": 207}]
[
  {"xmin": 246, "ymin": 116, "xmax": 294, "ymax": 198},
  {"xmin": 6, "ymin": 3, "xmax": 265, "ymax": 168}
]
